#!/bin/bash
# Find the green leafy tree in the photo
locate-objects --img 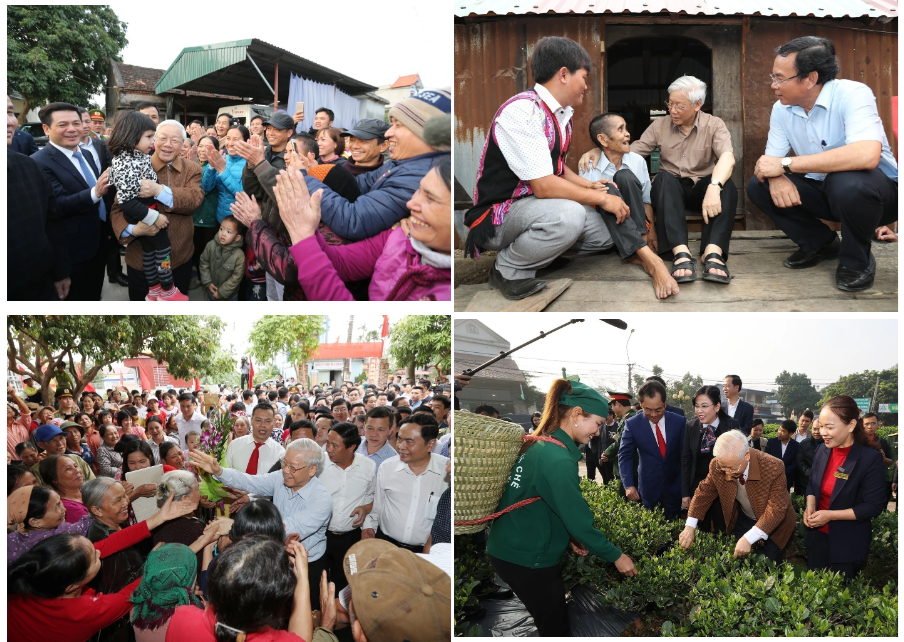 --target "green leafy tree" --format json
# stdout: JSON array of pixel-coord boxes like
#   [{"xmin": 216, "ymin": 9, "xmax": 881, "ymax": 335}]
[
  {"xmin": 200, "ymin": 345, "xmax": 241, "ymax": 387},
  {"xmin": 820, "ymin": 365, "xmax": 898, "ymax": 423},
  {"xmin": 356, "ymin": 324, "xmax": 380, "ymax": 343},
  {"xmin": 665, "ymin": 372, "xmax": 704, "ymax": 415},
  {"xmin": 7, "ymin": 5, "xmax": 128, "ymax": 123},
  {"xmin": 775, "ymin": 371, "xmax": 821, "ymax": 419},
  {"xmin": 521, "ymin": 371, "xmax": 548, "ymax": 413},
  {"xmin": 8, "ymin": 316, "xmax": 226, "ymax": 404},
  {"xmin": 247, "ymin": 316, "xmax": 324, "ymax": 390},
  {"xmin": 633, "ymin": 365, "xmax": 664, "ymax": 395},
  {"xmin": 387, "ymin": 315, "xmax": 451, "ymax": 381}
]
